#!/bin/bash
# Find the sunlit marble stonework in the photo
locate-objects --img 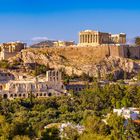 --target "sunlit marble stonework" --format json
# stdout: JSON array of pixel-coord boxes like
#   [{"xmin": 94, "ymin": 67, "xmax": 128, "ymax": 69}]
[{"xmin": 78, "ymin": 30, "xmax": 126, "ymax": 46}]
